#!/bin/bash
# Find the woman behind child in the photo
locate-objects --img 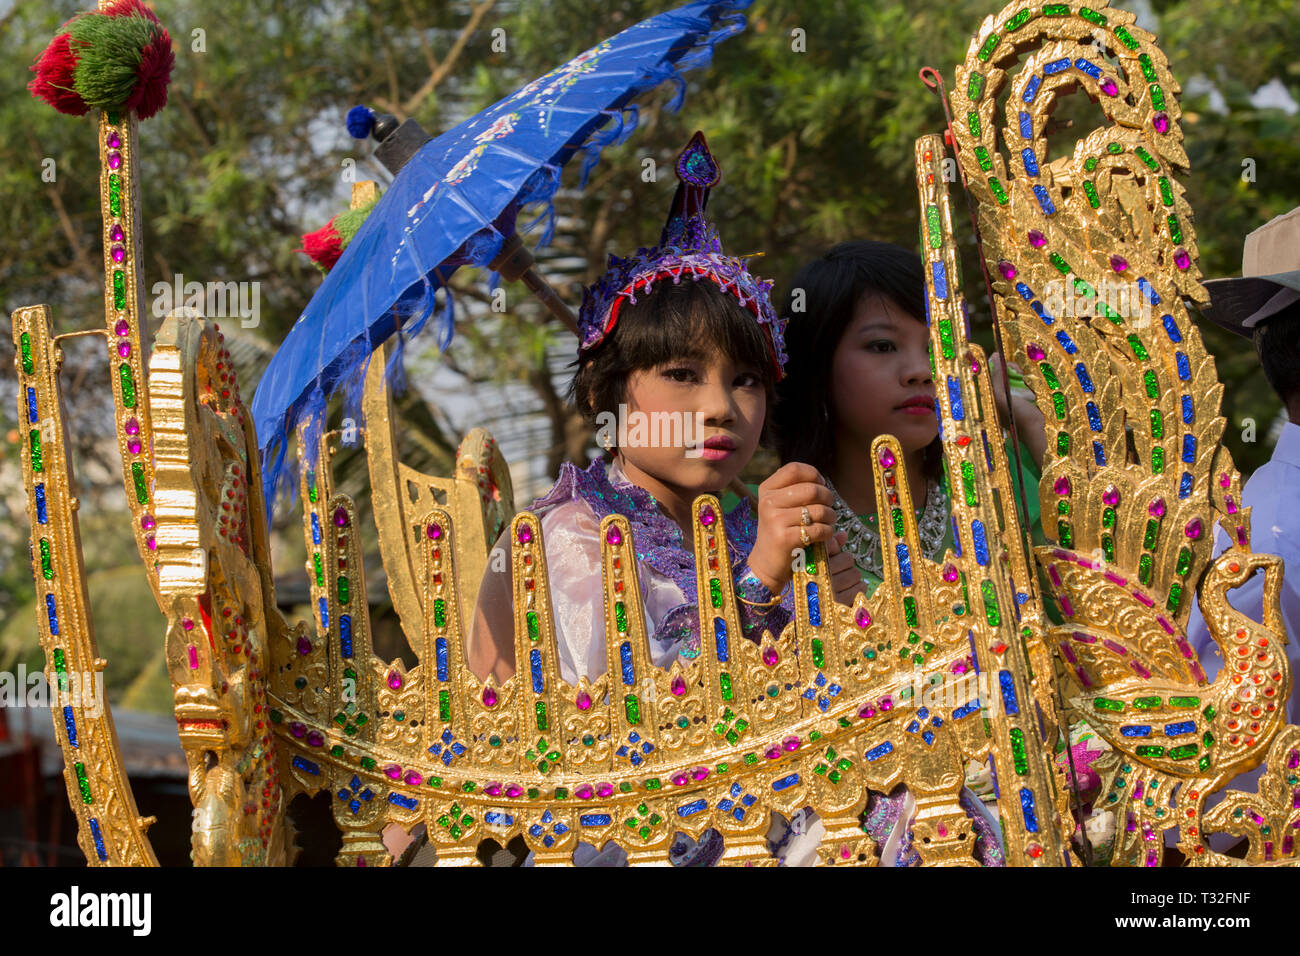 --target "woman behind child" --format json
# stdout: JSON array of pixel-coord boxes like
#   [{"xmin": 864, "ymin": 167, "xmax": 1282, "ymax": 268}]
[{"xmin": 467, "ymin": 134, "xmax": 840, "ymax": 865}]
